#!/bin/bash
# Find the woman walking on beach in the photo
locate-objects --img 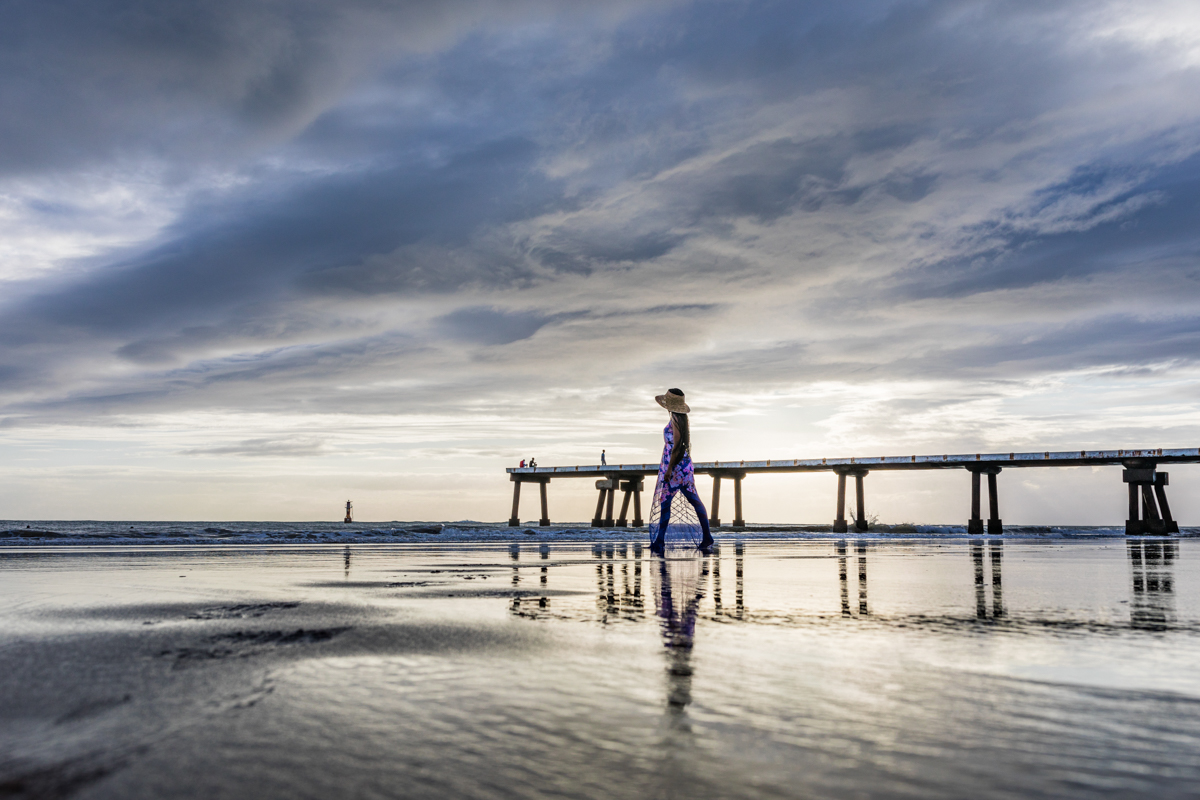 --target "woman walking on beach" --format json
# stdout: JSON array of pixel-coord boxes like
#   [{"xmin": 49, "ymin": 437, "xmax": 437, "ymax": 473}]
[{"xmin": 650, "ymin": 389, "xmax": 713, "ymax": 553}]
